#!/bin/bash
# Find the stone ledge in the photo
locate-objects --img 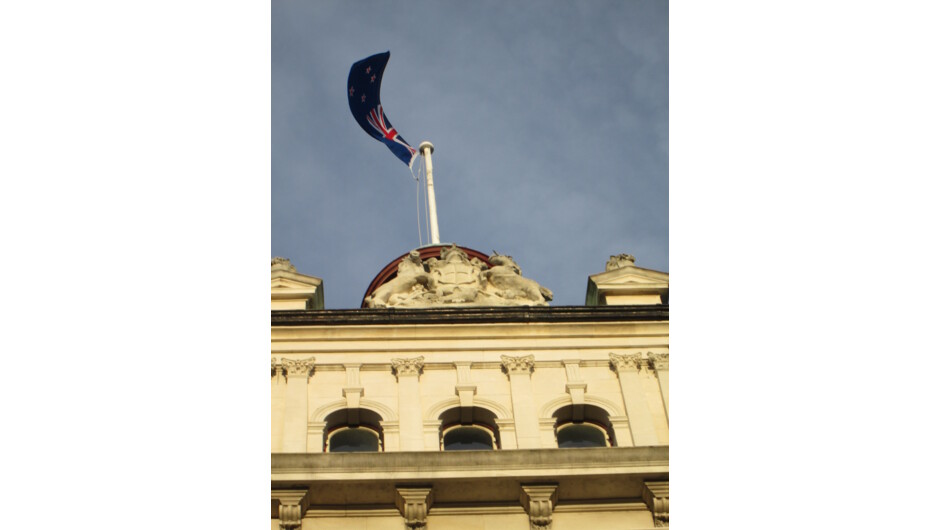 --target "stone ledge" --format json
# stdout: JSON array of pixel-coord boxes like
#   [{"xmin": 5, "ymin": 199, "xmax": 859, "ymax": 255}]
[
  {"xmin": 272, "ymin": 305, "xmax": 669, "ymax": 326},
  {"xmin": 273, "ymin": 446, "xmax": 668, "ymax": 479}
]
